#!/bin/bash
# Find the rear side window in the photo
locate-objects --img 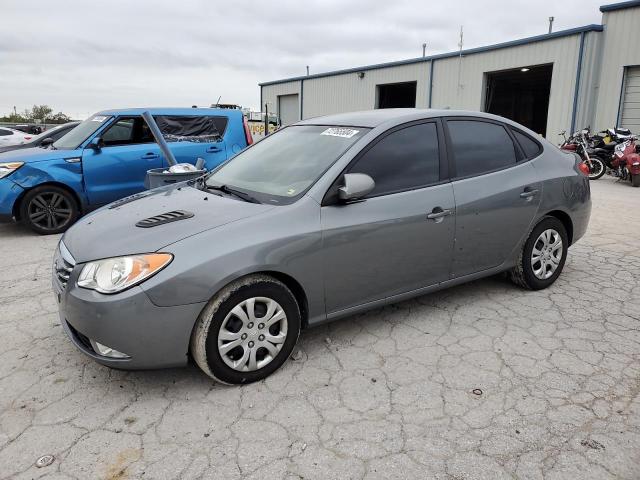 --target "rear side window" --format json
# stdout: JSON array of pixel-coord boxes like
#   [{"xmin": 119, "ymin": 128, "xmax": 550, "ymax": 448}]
[
  {"xmin": 0, "ymin": 129, "xmax": 12, "ymax": 136},
  {"xmin": 154, "ymin": 115, "xmax": 228, "ymax": 142},
  {"xmin": 348, "ymin": 122, "xmax": 440, "ymax": 197},
  {"xmin": 512, "ymin": 129, "xmax": 542, "ymax": 159},
  {"xmin": 447, "ymin": 120, "xmax": 517, "ymax": 177}
]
